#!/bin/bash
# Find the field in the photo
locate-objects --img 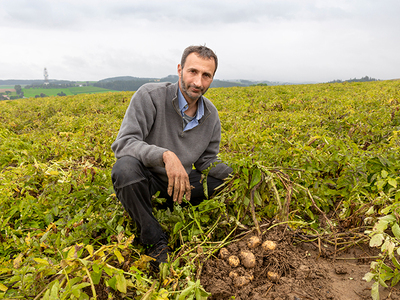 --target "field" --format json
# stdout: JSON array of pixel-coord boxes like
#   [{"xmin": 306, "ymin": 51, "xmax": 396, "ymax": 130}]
[
  {"xmin": 21, "ymin": 86, "xmax": 116, "ymax": 97},
  {"xmin": 1, "ymin": 80, "xmax": 400, "ymax": 299}
]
